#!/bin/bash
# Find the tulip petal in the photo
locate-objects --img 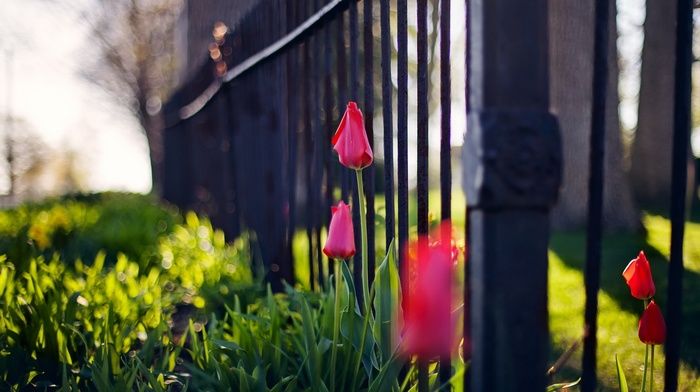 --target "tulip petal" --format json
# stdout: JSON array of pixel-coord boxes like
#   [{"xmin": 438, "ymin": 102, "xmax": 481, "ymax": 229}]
[
  {"xmin": 323, "ymin": 201, "xmax": 356, "ymax": 260},
  {"xmin": 622, "ymin": 251, "xmax": 655, "ymax": 300},
  {"xmin": 638, "ymin": 300, "xmax": 666, "ymax": 345},
  {"xmin": 332, "ymin": 102, "xmax": 374, "ymax": 170}
]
